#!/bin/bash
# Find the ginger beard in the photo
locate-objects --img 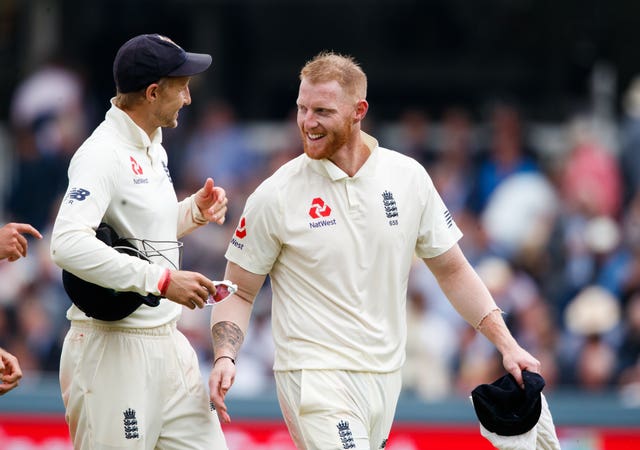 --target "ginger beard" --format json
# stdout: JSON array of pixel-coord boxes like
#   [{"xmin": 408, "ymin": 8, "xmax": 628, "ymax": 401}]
[{"xmin": 299, "ymin": 121, "xmax": 354, "ymax": 161}]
